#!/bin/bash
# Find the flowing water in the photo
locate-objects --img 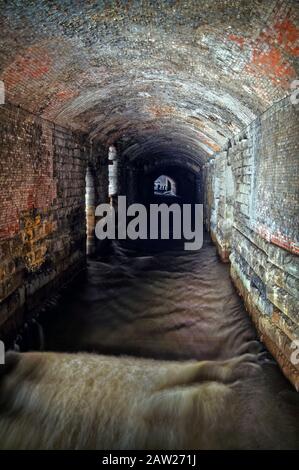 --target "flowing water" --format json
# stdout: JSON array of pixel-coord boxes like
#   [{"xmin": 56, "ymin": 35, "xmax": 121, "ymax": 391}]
[
  {"xmin": 32, "ymin": 233, "xmax": 299, "ymax": 449},
  {"xmin": 42, "ymin": 234, "xmax": 260, "ymax": 359}
]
